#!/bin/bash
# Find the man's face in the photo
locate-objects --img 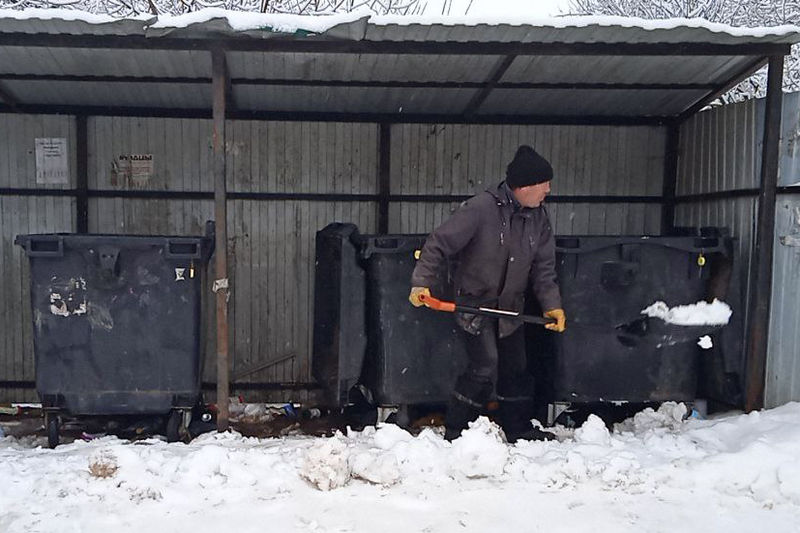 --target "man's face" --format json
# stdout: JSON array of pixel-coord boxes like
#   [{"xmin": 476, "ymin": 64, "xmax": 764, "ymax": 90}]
[{"xmin": 512, "ymin": 180, "xmax": 551, "ymax": 208}]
